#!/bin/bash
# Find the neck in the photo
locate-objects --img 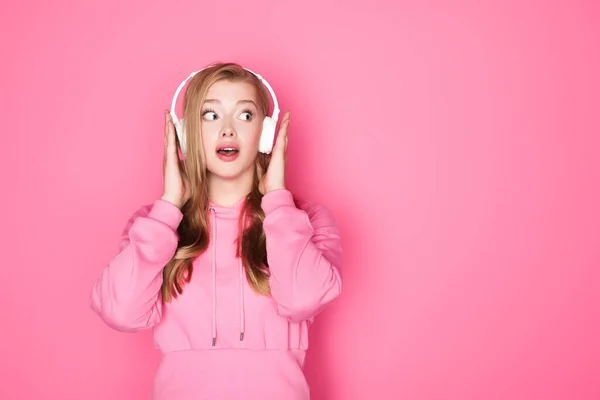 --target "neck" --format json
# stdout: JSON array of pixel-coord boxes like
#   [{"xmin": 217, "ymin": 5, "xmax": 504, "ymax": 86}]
[{"xmin": 207, "ymin": 169, "xmax": 254, "ymax": 207}]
